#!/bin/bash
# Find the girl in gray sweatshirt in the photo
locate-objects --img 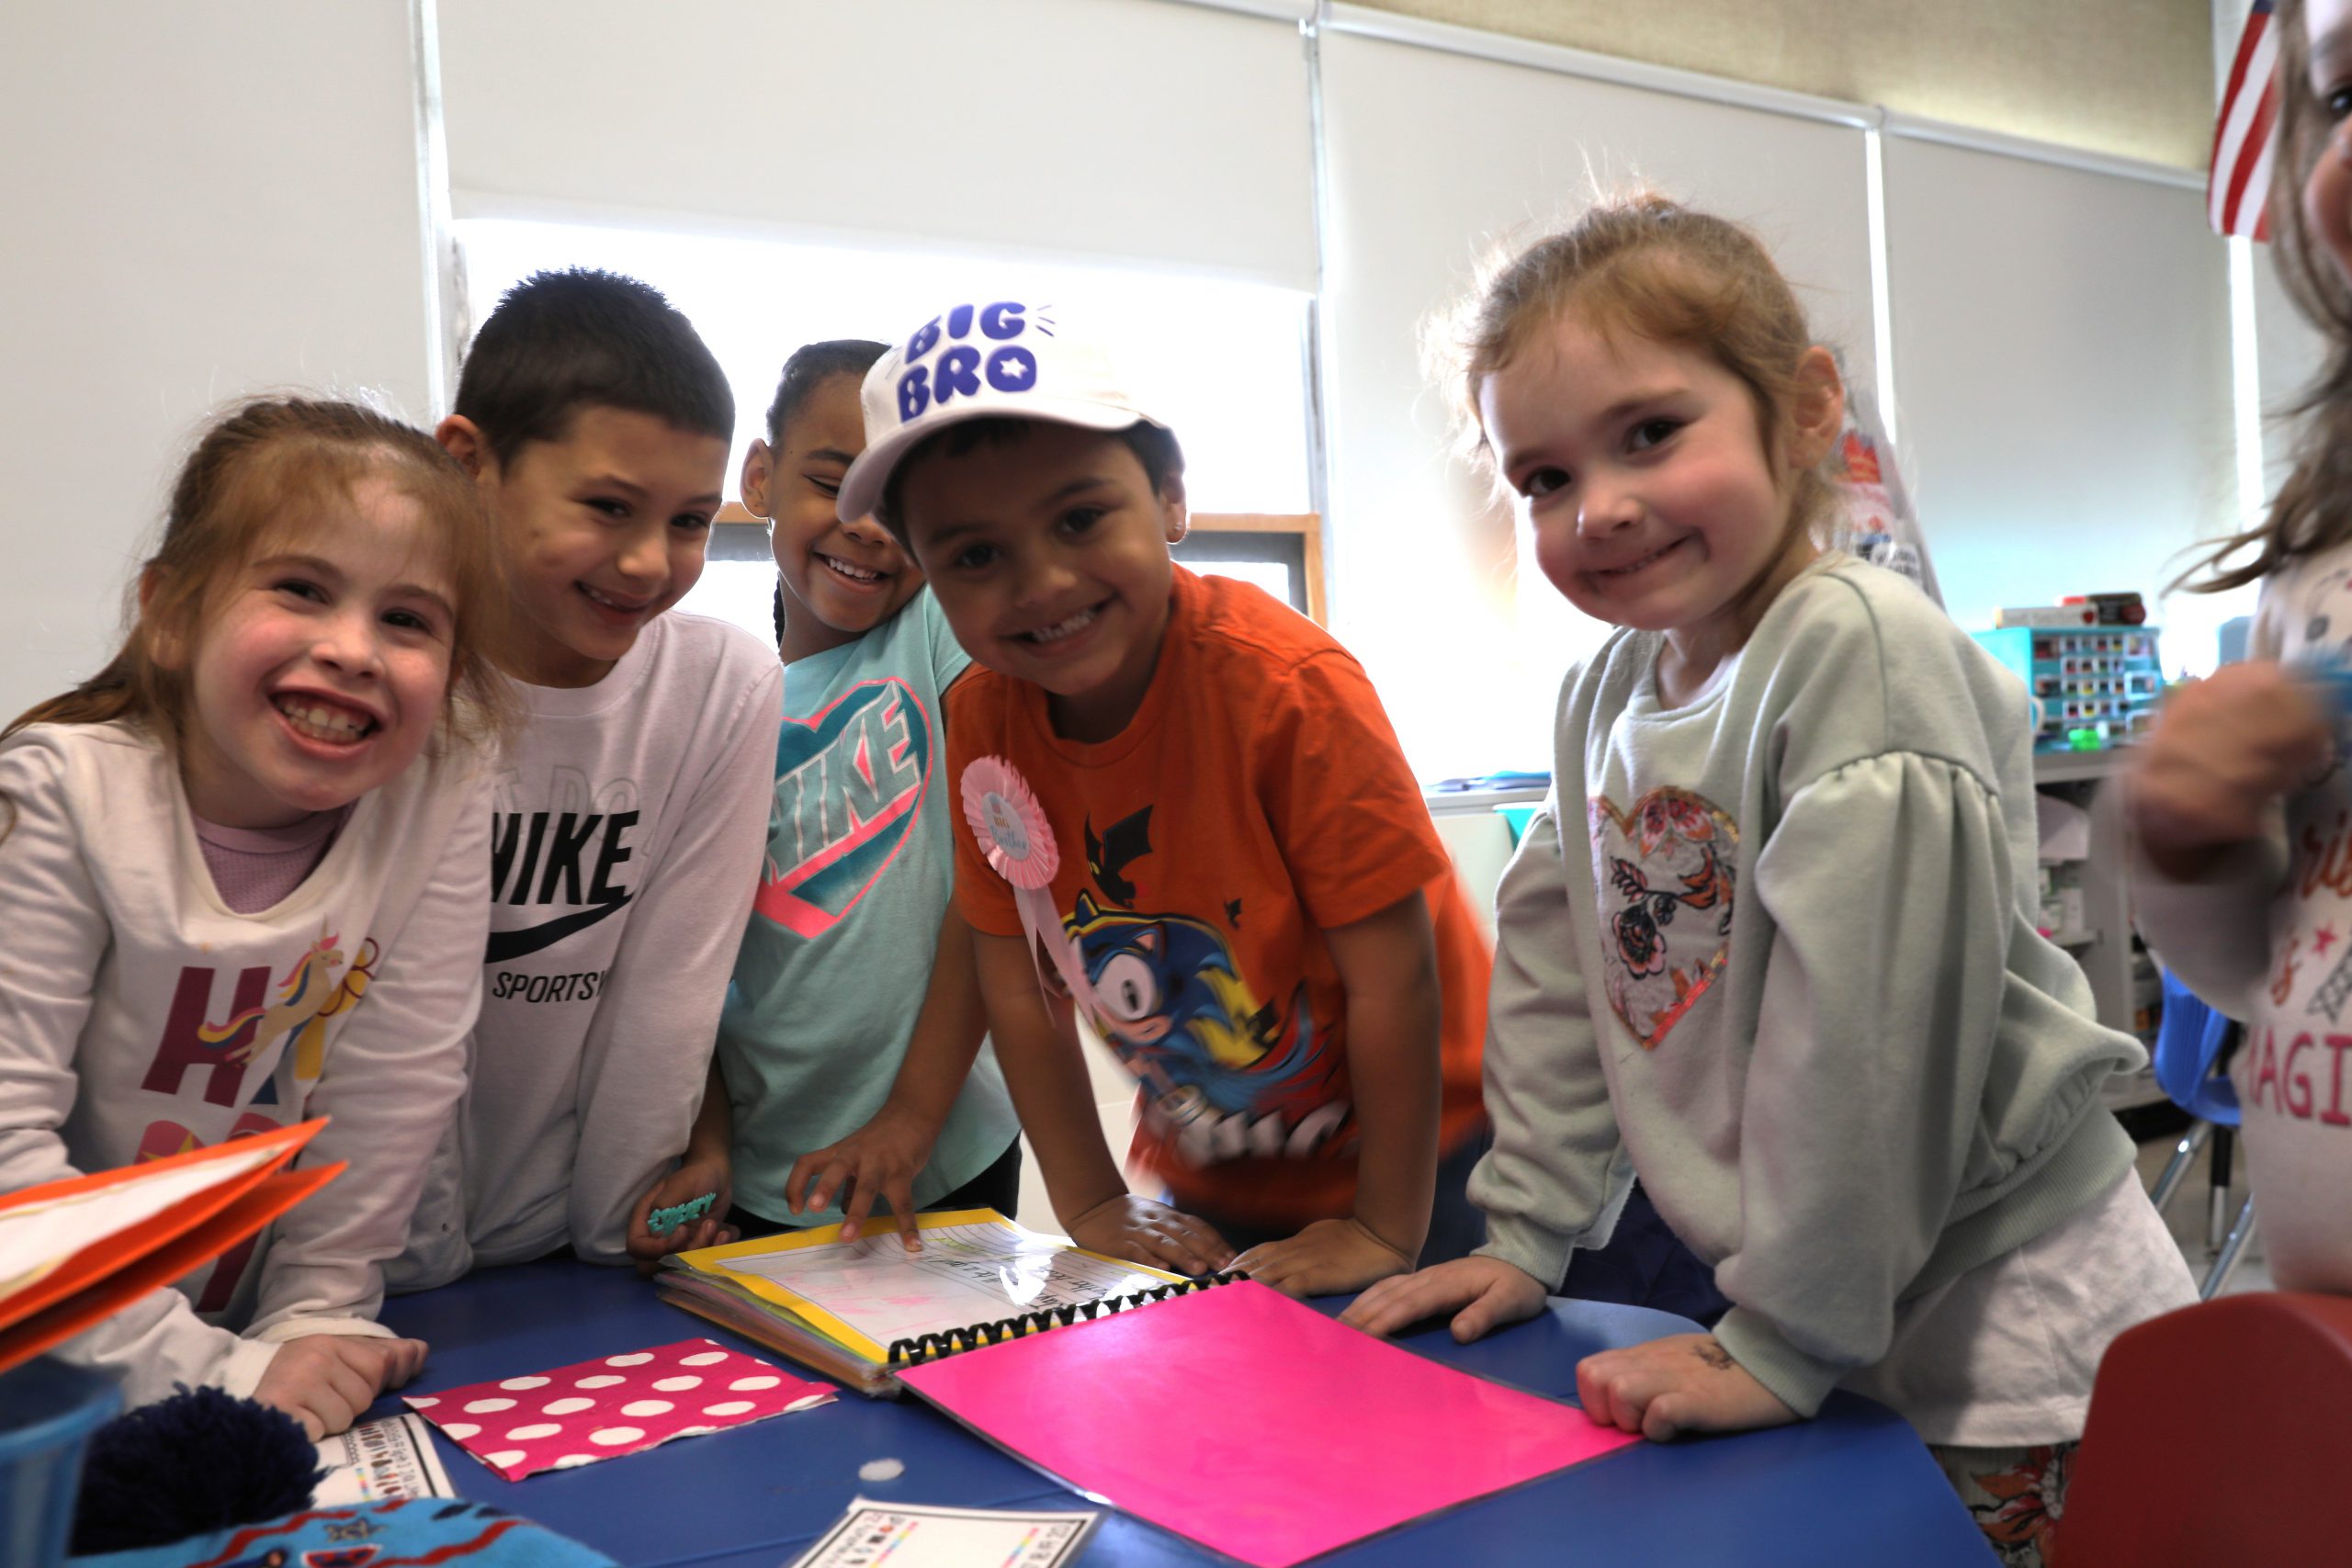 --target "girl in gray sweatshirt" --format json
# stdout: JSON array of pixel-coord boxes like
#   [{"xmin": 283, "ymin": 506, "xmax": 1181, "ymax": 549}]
[{"xmin": 1344, "ymin": 196, "xmax": 2192, "ymax": 1565}]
